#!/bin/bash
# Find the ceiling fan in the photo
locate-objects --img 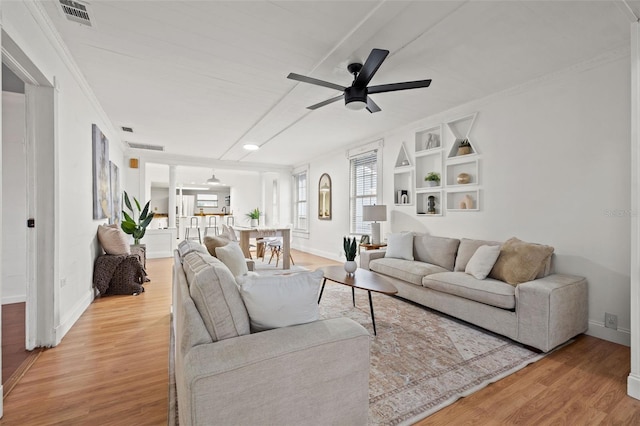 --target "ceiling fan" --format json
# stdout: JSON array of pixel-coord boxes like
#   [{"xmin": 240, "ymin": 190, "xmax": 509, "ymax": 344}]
[{"xmin": 287, "ymin": 48, "xmax": 431, "ymax": 113}]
